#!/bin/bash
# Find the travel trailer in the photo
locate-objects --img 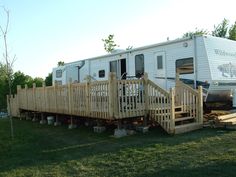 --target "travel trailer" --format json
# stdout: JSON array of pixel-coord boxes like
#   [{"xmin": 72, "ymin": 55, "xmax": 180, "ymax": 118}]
[{"xmin": 52, "ymin": 35, "xmax": 236, "ymax": 107}]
